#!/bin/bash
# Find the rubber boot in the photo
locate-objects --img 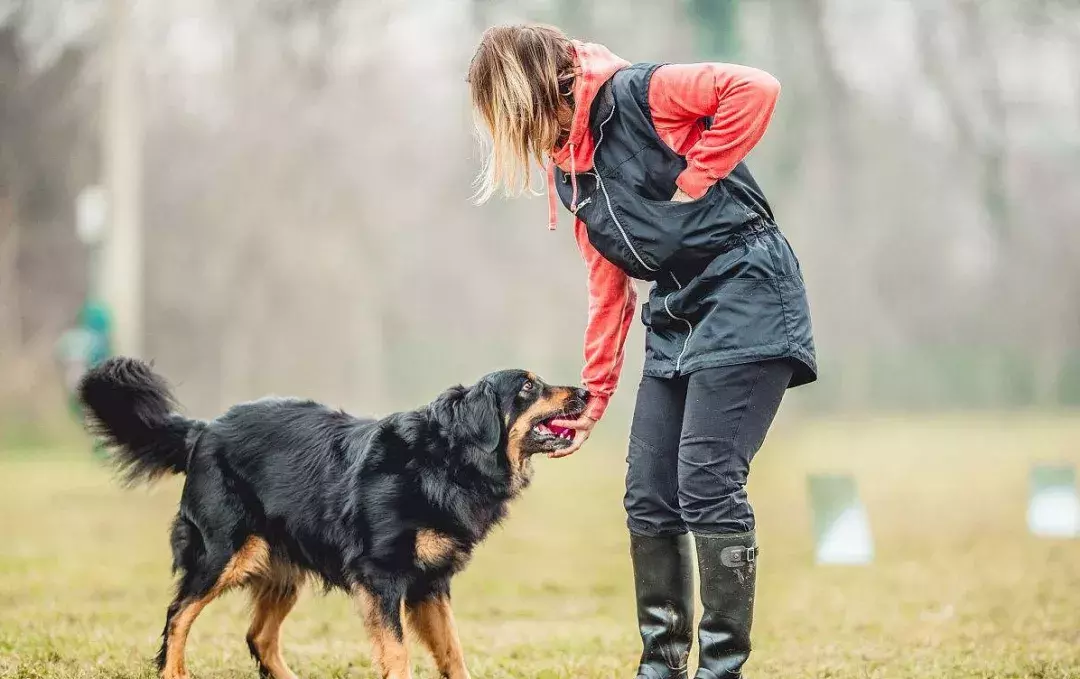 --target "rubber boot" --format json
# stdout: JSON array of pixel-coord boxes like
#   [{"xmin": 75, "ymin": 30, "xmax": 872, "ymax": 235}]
[
  {"xmin": 693, "ymin": 531, "xmax": 757, "ymax": 679},
  {"xmin": 630, "ymin": 533, "xmax": 694, "ymax": 679}
]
